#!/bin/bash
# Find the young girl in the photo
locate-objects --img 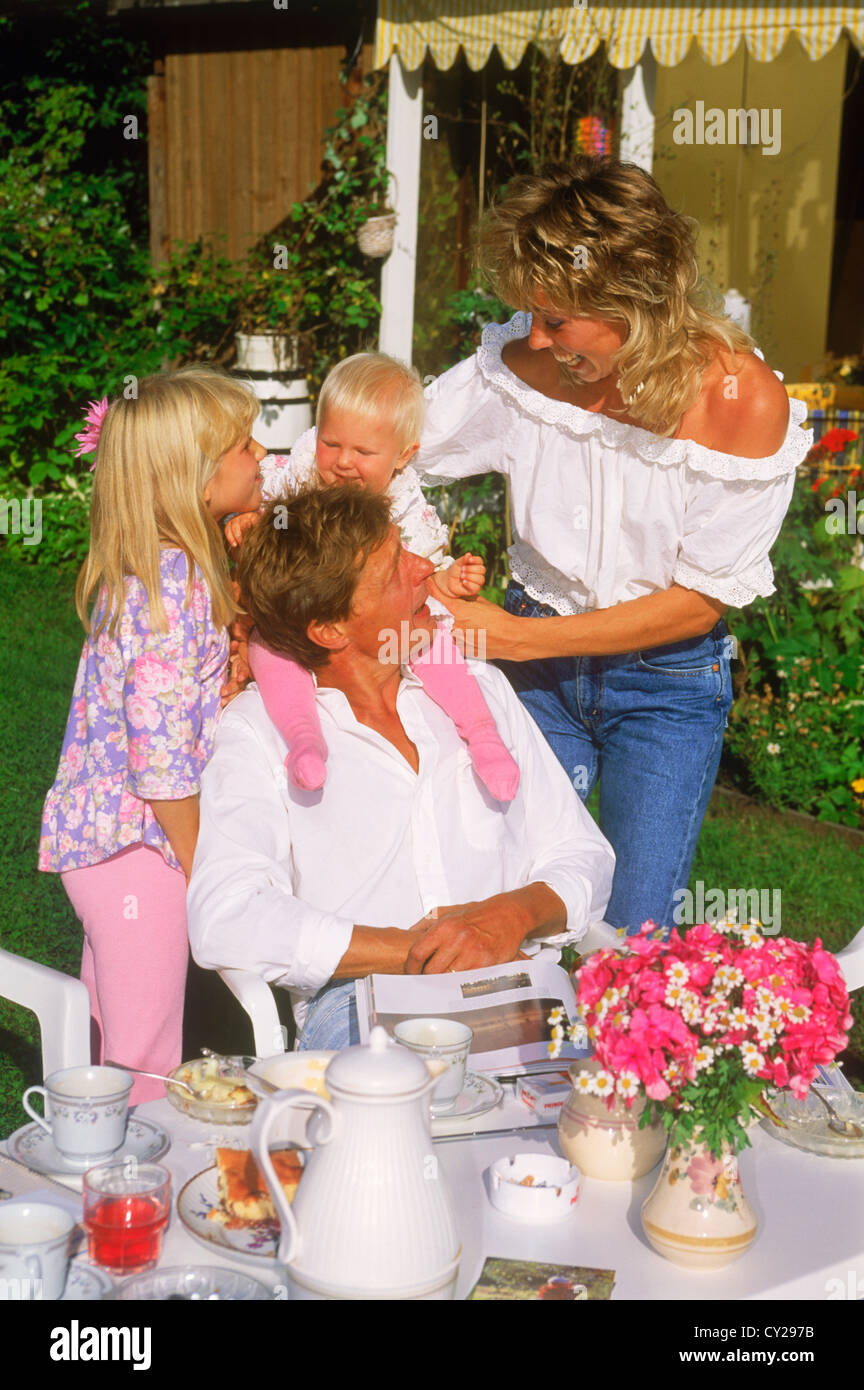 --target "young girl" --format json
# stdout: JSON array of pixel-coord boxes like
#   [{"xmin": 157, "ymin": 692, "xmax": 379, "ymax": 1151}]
[
  {"xmin": 39, "ymin": 367, "xmax": 264, "ymax": 1102},
  {"xmin": 225, "ymin": 353, "xmax": 520, "ymax": 803}
]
